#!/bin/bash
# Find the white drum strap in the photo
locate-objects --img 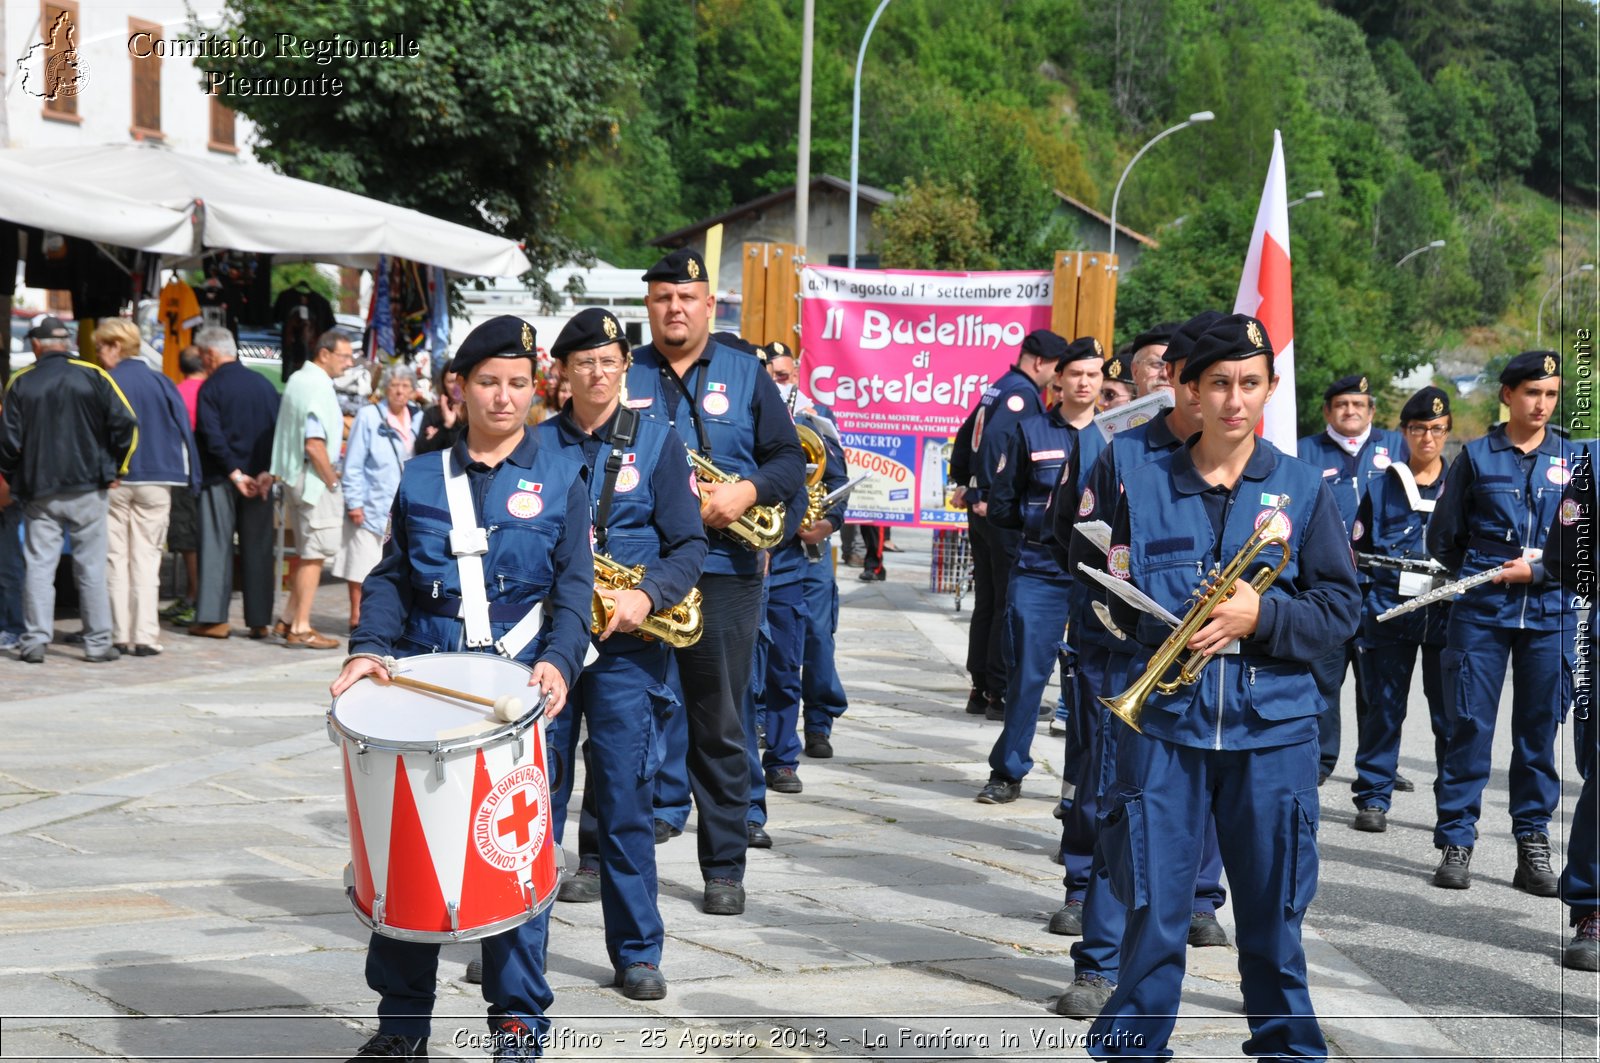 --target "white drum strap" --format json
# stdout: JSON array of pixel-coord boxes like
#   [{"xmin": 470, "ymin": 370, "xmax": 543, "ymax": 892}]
[
  {"xmin": 1388, "ymin": 462, "xmax": 1435, "ymax": 514},
  {"xmin": 441, "ymin": 450, "xmax": 494, "ymax": 648},
  {"xmin": 495, "ymin": 602, "xmax": 543, "ymax": 660}
]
